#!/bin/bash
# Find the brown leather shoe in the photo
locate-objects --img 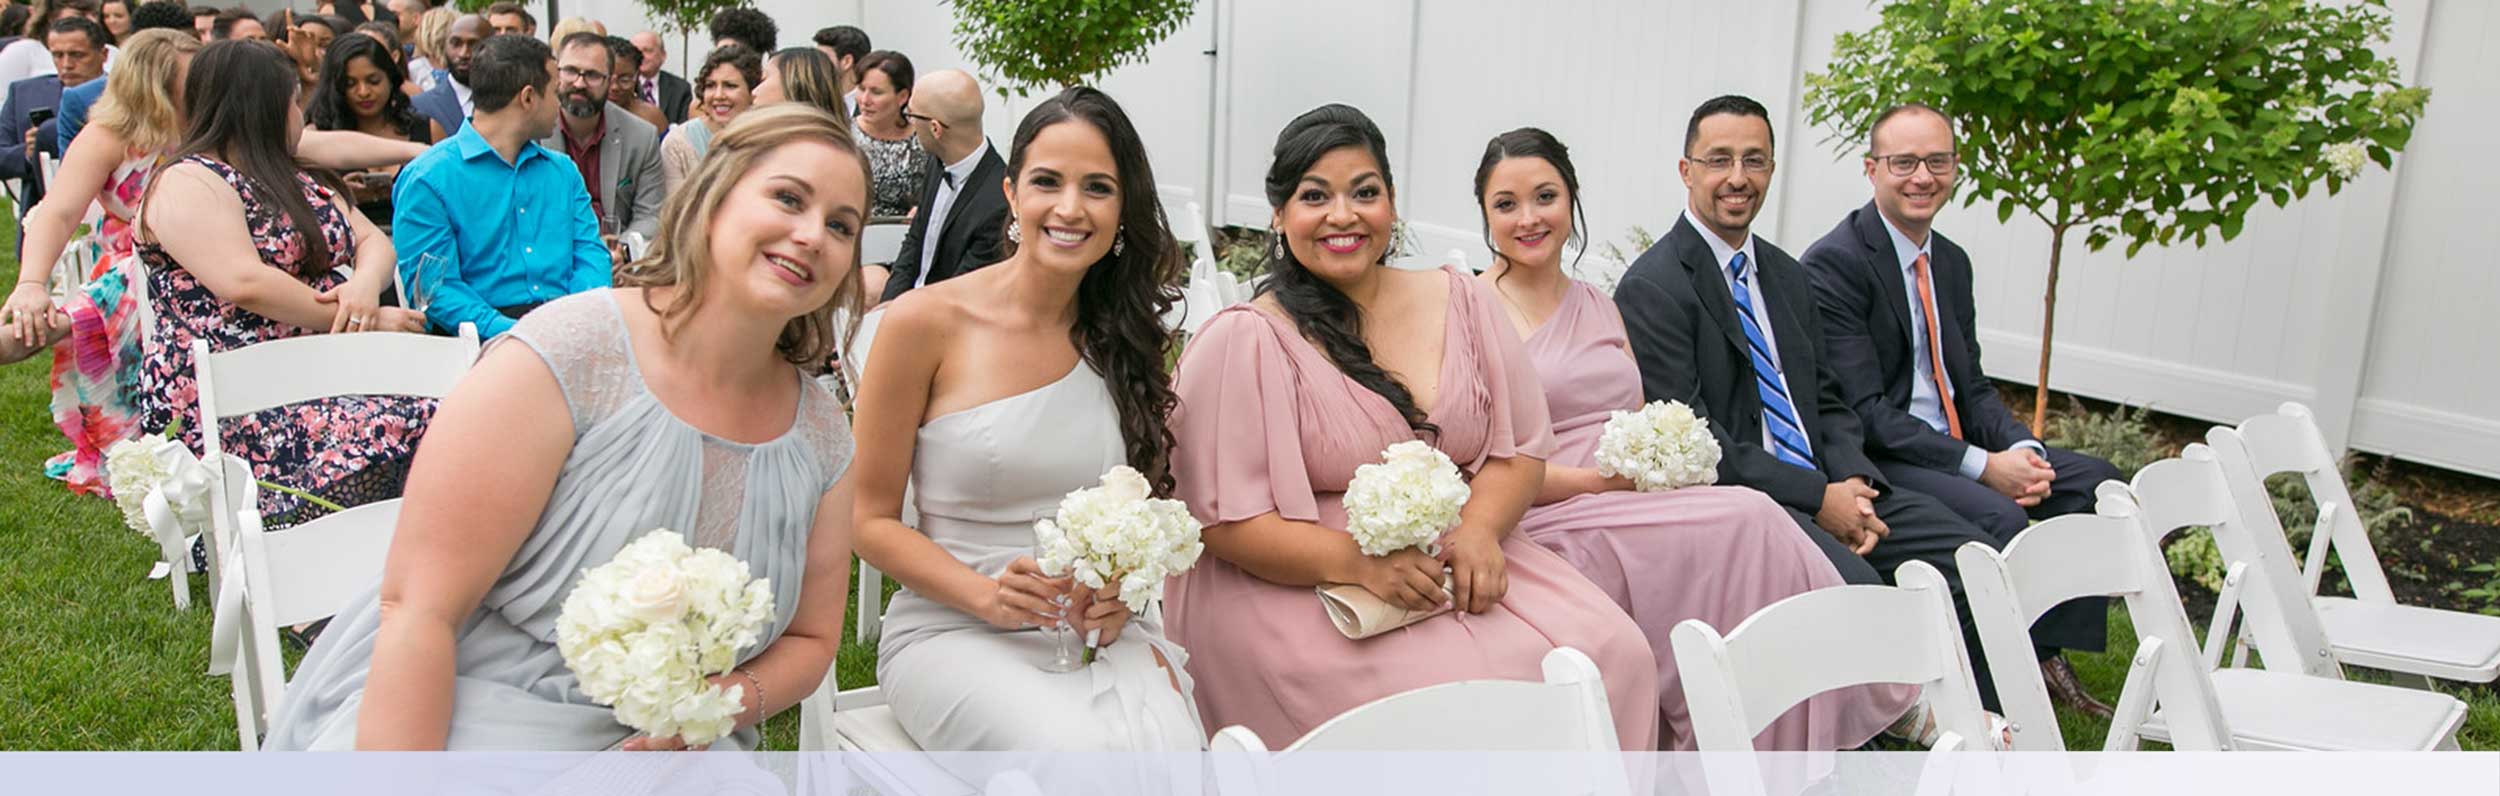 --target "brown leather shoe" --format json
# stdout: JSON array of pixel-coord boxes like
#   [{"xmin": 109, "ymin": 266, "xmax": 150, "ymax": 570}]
[{"xmin": 2041, "ymin": 655, "xmax": 2114, "ymax": 719}]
